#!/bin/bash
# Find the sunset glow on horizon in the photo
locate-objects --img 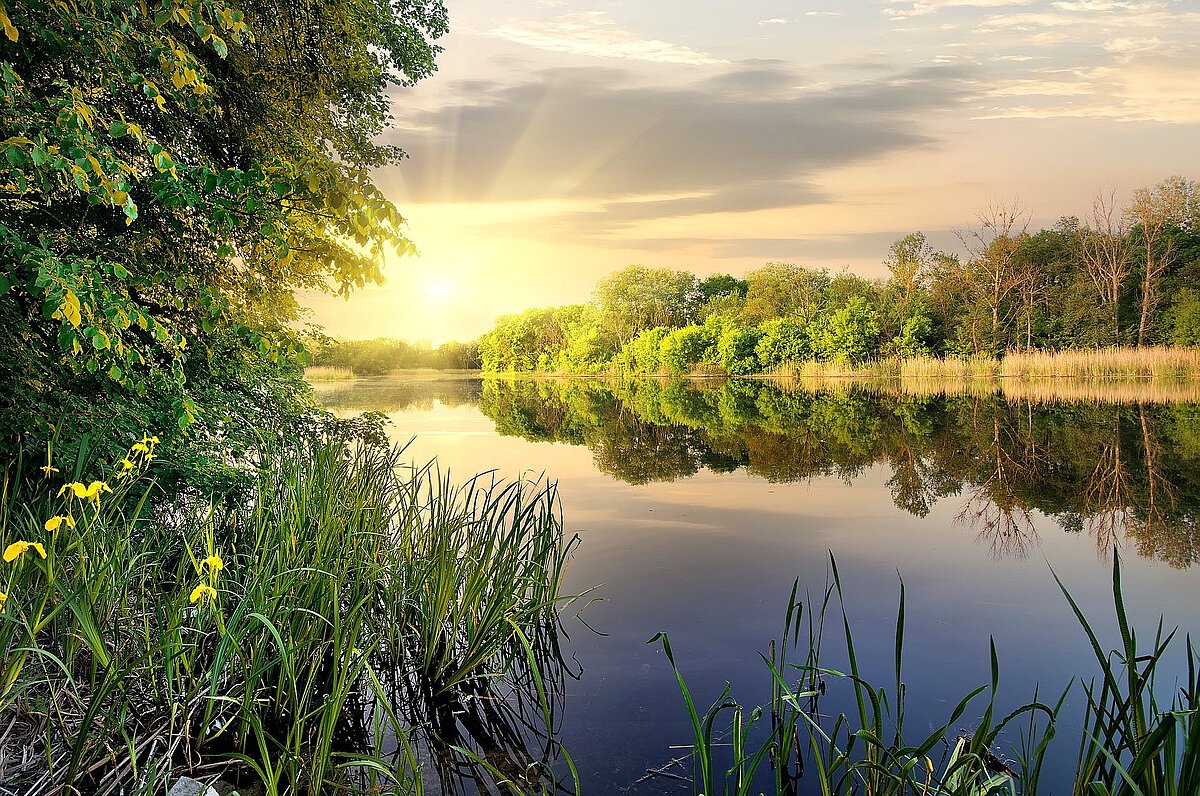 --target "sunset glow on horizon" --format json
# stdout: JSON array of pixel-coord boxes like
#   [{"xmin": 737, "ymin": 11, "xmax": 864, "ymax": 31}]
[{"xmin": 303, "ymin": 0, "xmax": 1200, "ymax": 344}]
